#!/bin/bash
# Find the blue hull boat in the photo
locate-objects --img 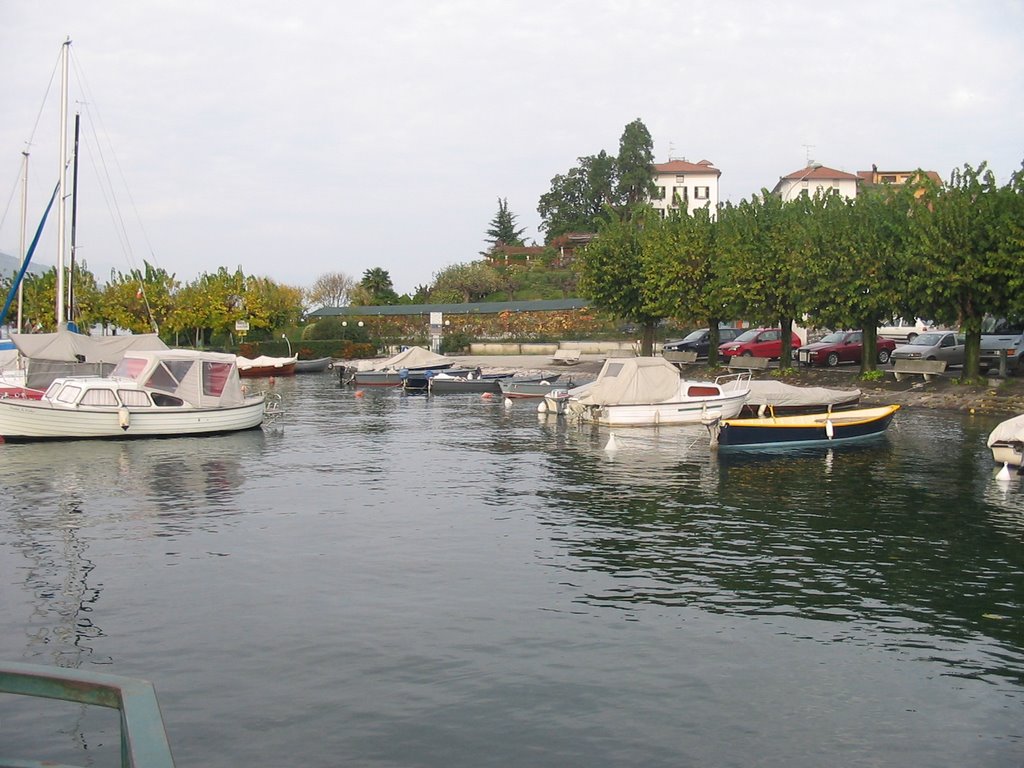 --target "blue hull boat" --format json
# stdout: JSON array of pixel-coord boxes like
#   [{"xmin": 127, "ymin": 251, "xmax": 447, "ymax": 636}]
[{"xmin": 711, "ymin": 404, "xmax": 900, "ymax": 450}]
